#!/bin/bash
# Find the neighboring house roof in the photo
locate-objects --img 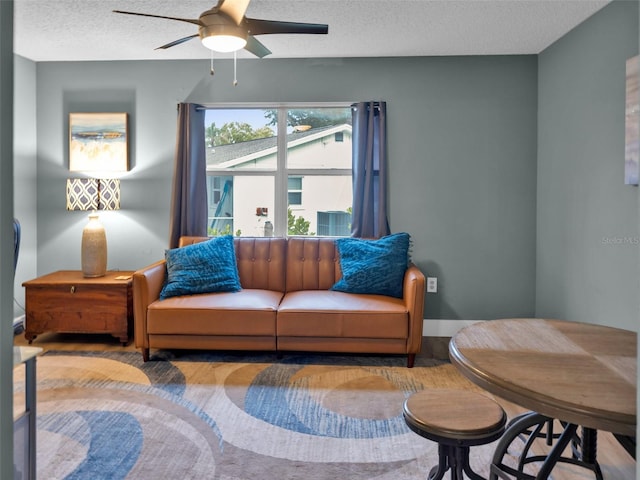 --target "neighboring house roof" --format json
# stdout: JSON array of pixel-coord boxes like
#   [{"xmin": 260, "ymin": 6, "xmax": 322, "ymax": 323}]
[{"xmin": 206, "ymin": 124, "xmax": 352, "ymax": 169}]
